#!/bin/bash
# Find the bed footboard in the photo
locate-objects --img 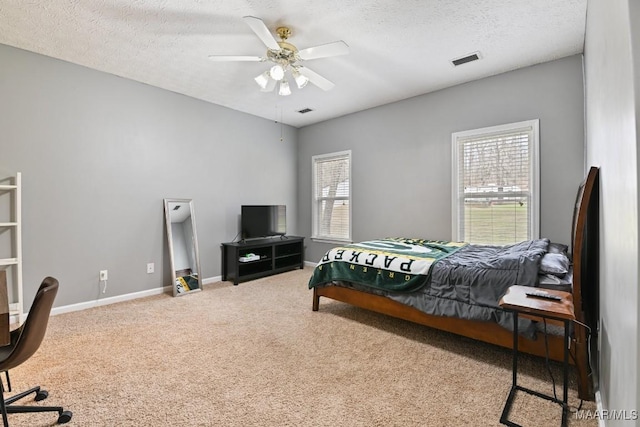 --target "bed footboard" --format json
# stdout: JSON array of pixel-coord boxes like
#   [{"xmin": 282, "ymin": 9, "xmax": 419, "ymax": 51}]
[{"xmin": 312, "ymin": 285, "xmax": 568, "ymax": 363}]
